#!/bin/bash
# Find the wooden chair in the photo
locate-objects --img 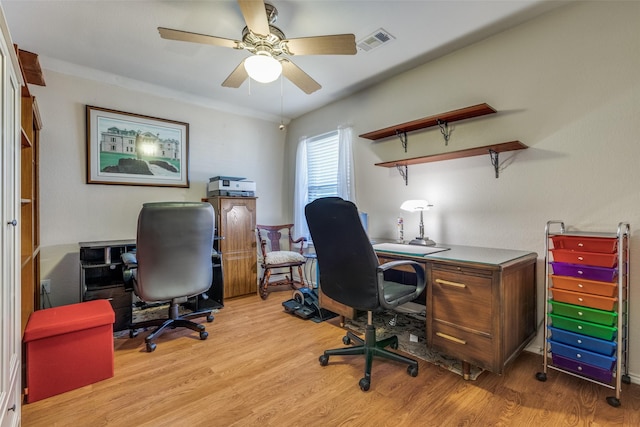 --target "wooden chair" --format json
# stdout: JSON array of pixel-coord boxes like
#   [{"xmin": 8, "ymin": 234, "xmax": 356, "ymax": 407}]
[{"xmin": 256, "ymin": 224, "xmax": 307, "ymax": 299}]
